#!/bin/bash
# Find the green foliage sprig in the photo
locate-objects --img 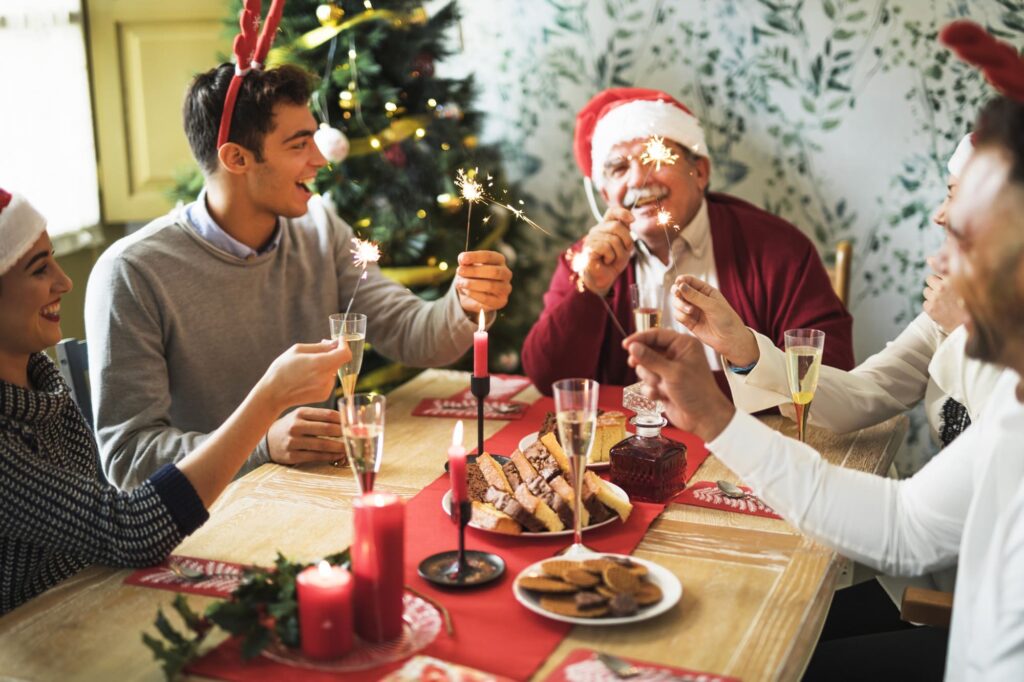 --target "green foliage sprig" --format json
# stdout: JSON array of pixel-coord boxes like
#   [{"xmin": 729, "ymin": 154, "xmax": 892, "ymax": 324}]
[{"xmin": 142, "ymin": 549, "xmax": 350, "ymax": 681}]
